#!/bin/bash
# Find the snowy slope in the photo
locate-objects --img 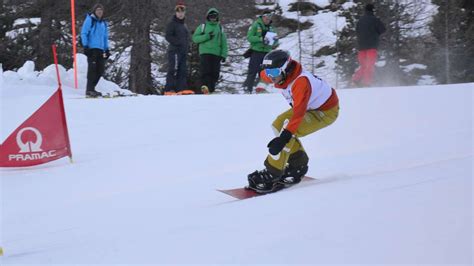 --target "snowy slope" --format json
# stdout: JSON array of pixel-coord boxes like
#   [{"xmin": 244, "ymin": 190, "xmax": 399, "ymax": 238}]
[{"xmin": 0, "ymin": 66, "xmax": 473, "ymax": 264}]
